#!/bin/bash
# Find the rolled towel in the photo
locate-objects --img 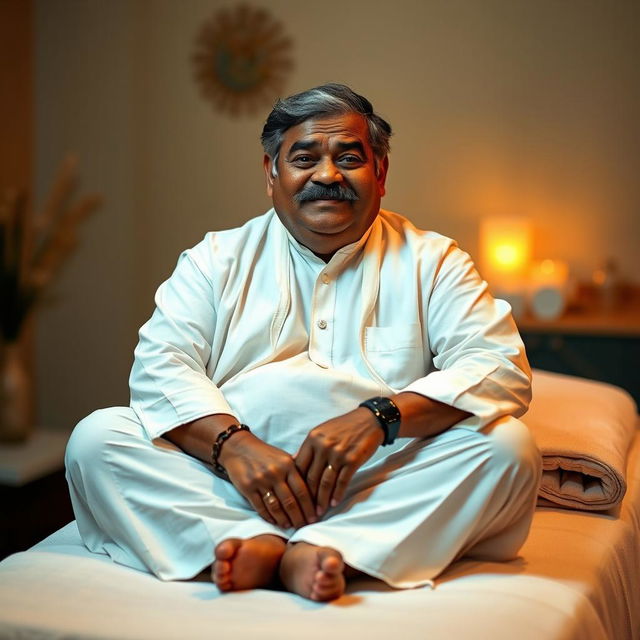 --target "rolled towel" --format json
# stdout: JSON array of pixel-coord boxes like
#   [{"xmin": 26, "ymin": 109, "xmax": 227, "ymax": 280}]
[{"xmin": 522, "ymin": 369, "xmax": 638, "ymax": 511}]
